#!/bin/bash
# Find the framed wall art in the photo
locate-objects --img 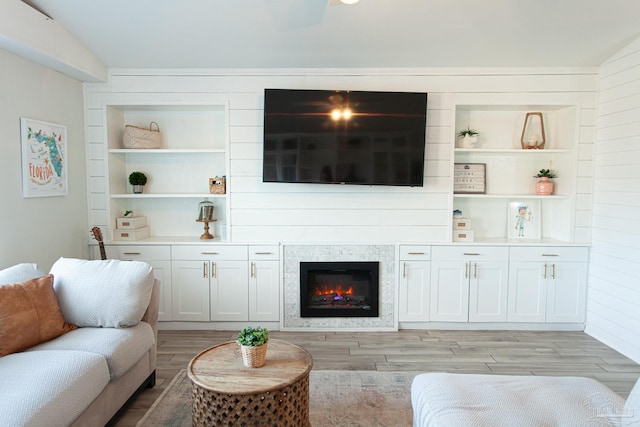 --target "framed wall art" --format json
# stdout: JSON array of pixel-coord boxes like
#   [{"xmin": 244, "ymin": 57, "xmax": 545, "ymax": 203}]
[
  {"xmin": 20, "ymin": 118, "xmax": 68, "ymax": 197},
  {"xmin": 454, "ymin": 163, "xmax": 486, "ymax": 194},
  {"xmin": 507, "ymin": 200, "xmax": 541, "ymax": 239}
]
